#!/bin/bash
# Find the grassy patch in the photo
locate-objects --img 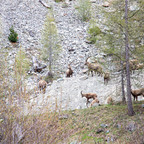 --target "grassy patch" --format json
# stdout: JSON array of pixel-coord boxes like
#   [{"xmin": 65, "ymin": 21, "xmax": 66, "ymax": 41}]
[{"xmin": 1, "ymin": 102, "xmax": 144, "ymax": 143}]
